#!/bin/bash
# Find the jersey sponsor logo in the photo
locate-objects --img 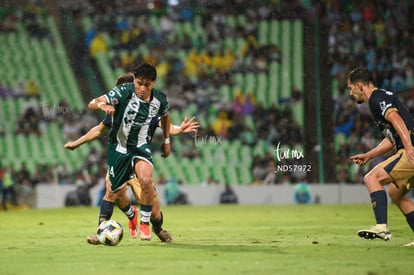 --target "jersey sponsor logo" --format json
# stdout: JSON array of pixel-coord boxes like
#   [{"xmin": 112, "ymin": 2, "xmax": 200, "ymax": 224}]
[
  {"xmin": 124, "ymin": 111, "xmax": 135, "ymax": 126},
  {"xmin": 379, "ymin": 101, "xmax": 392, "ymax": 116},
  {"xmin": 149, "ymin": 103, "xmax": 159, "ymax": 117},
  {"xmin": 123, "ymin": 101, "xmax": 146, "ymax": 127}
]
